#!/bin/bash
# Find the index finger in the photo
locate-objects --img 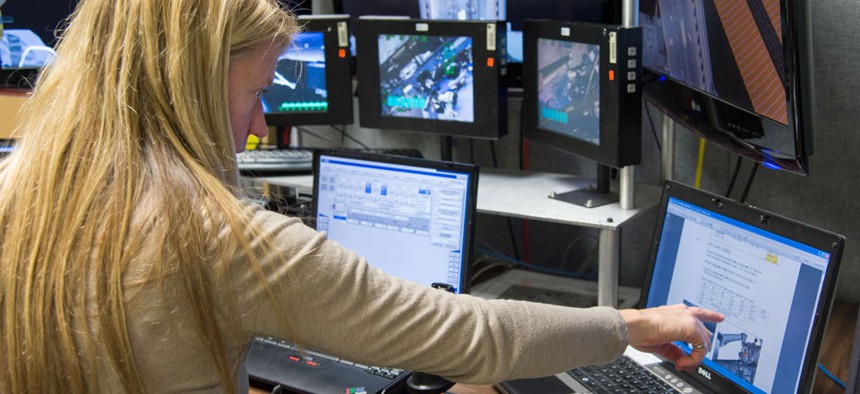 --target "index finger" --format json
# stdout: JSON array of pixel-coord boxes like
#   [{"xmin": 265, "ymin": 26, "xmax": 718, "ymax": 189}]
[{"xmin": 688, "ymin": 306, "xmax": 725, "ymax": 323}]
